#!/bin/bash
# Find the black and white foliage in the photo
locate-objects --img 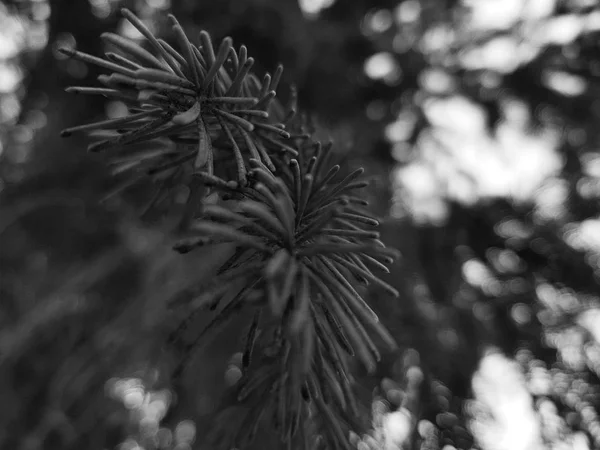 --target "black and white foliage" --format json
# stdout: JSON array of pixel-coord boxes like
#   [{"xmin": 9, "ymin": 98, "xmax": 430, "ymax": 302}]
[{"xmin": 61, "ymin": 9, "xmax": 400, "ymax": 449}]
